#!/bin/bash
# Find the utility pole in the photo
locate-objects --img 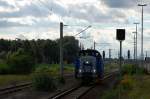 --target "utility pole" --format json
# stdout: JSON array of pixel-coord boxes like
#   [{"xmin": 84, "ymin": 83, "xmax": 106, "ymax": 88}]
[
  {"xmin": 146, "ymin": 51, "xmax": 148, "ymax": 58},
  {"xmin": 79, "ymin": 42, "xmax": 82, "ymax": 50},
  {"xmin": 127, "ymin": 50, "xmax": 130, "ymax": 60},
  {"xmin": 133, "ymin": 22, "xmax": 139, "ymax": 62},
  {"xmin": 94, "ymin": 41, "xmax": 96, "ymax": 50},
  {"xmin": 60, "ymin": 22, "xmax": 64, "ymax": 78},
  {"xmin": 102, "ymin": 50, "xmax": 105, "ymax": 60},
  {"xmin": 132, "ymin": 32, "xmax": 136, "ymax": 60},
  {"xmin": 118, "ymin": 51, "xmax": 120, "ymax": 60},
  {"xmin": 138, "ymin": 3, "xmax": 147, "ymax": 62},
  {"xmin": 109, "ymin": 49, "xmax": 112, "ymax": 59}
]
